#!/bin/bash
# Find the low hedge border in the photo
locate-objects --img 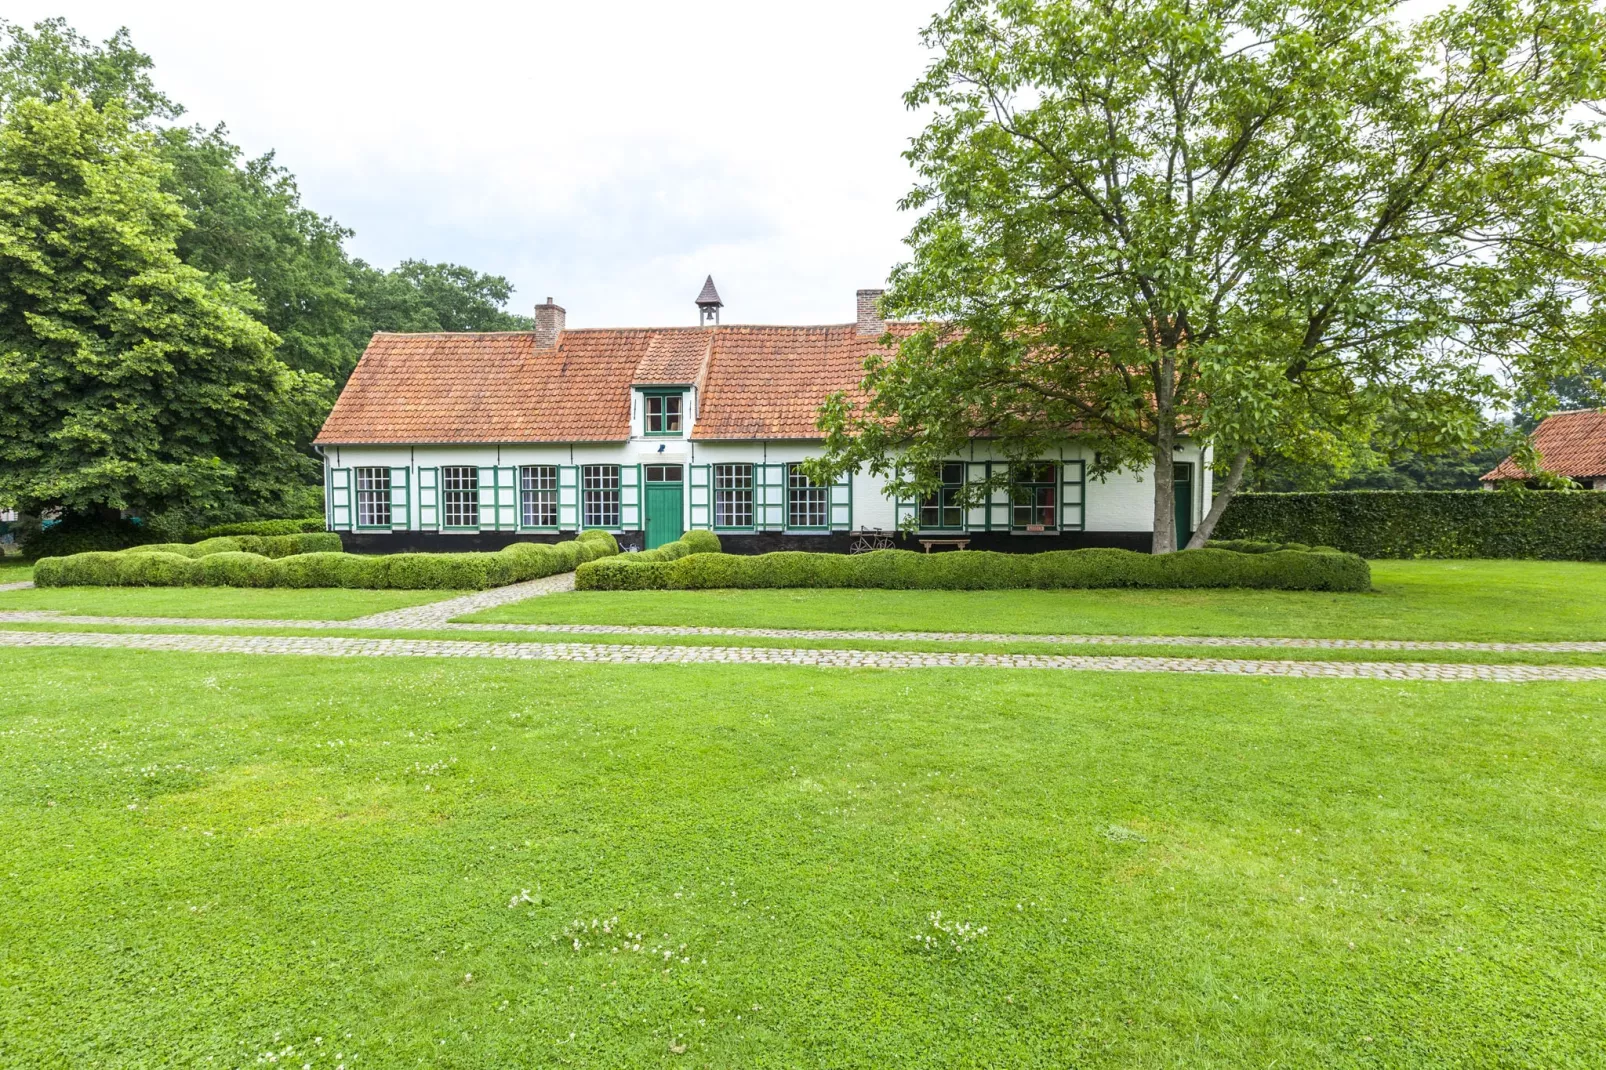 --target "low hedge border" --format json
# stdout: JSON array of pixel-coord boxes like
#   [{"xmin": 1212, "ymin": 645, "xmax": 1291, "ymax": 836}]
[
  {"xmin": 34, "ymin": 530, "xmax": 618, "ymax": 589},
  {"xmin": 189, "ymin": 517, "xmax": 327, "ymax": 539},
  {"xmin": 1216, "ymin": 490, "xmax": 1606, "ymax": 560},
  {"xmin": 575, "ymin": 545, "xmax": 1370, "ymax": 593},
  {"xmin": 123, "ymin": 533, "xmax": 343, "ymax": 559}
]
